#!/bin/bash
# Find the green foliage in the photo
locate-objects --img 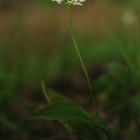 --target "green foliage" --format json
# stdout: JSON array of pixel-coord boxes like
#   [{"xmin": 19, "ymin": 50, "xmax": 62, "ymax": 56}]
[
  {"xmin": 28, "ymin": 82, "xmax": 117, "ymax": 140},
  {"xmin": 1, "ymin": 1, "xmax": 140, "ymax": 140},
  {"xmin": 106, "ymin": 25, "xmax": 135, "ymax": 73},
  {"xmin": 0, "ymin": 12, "xmax": 46, "ymax": 140},
  {"xmin": 93, "ymin": 65, "xmax": 139, "ymax": 138},
  {"xmin": 29, "ymin": 92, "xmax": 116, "ymax": 140},
  {"xmin": 92, "ymin": 36, "xmax": 140, "ymax": 138}
]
